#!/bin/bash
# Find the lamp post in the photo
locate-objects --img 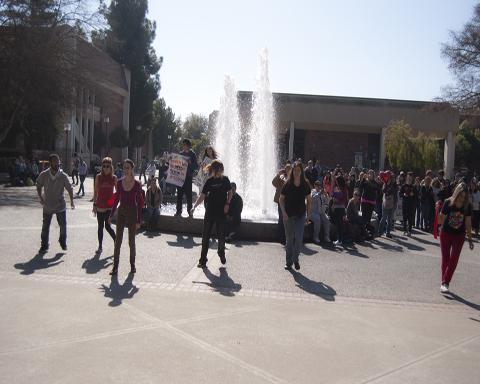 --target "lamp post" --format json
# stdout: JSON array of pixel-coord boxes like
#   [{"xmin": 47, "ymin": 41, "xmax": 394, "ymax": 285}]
[
  {"xmin": 104, "ymin": 116, "xmax": 110, "ymax": 155},
  {"xmin": 167, "ymin": 134, "xmax": 172, "ymax": 153},
  {"xmin": 64, "ymin": 123, "xmax": 71, "ymax": 171},
  {"xmin": 136, "ymin": 125, "xmax": 142, "ymax": 167}
]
